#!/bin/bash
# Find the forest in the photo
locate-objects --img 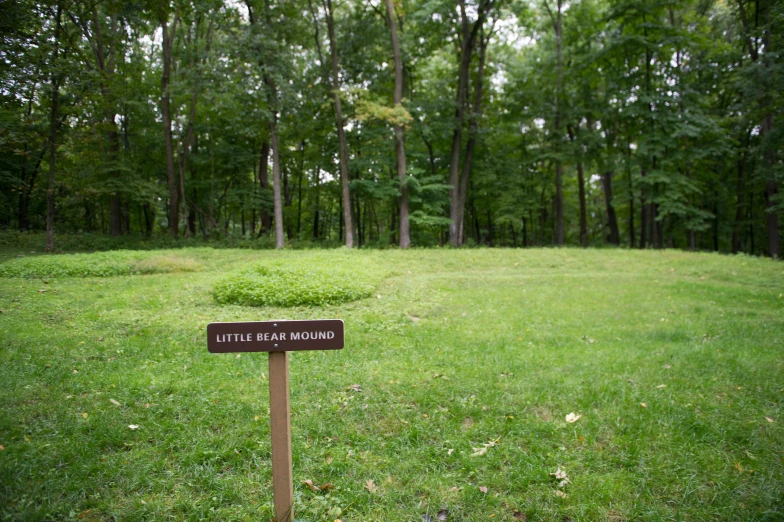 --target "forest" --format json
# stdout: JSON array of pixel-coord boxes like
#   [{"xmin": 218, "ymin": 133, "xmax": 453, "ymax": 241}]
[{"xmin": 1, "ymin": 0, "xmax": 782, "ymax": 255}]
